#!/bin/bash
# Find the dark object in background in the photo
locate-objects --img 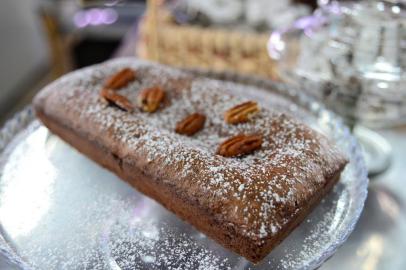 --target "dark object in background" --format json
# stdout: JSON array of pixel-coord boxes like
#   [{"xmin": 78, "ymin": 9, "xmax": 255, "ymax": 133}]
[
  {"xmin": 71, "ymin": 1, "xmax": 146, "ymax": 67},
  {"xmin": 294, "ymin": 0, "xmax": 318, "ymax": 9},
  {"xmin": 41, "ymin": 0, "xmax": 145, "ymax": 69},
  {"xmin": 73, "ymin": 39, "xmax": 120, "ymax": 68}
]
